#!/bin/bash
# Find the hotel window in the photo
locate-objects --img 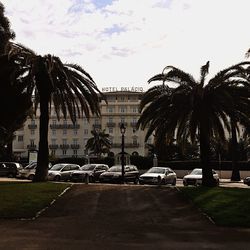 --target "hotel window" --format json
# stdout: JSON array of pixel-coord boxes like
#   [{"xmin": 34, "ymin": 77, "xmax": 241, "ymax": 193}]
[
  {"xmin": 63, "ymin": 120, "xmax": 67, "ymax": 125},
  {"xmin": 109, "ymin": 127, "xmax": 113, "ymax": 134},
  {"xmin": 31, "ymin": 130, "xmax": 35, "ymax": 135},
  {"xmin": 62, "ymin": 139, "xmax": 67, "ymax": 145},
  {"xmin": 18, "ymin": 136, "xmax": 23, "ymax": 142},
  {"xmin": 51, "ymin": 150, "xmax": 56, "ymax": 156},
  {"xmin": 73, "ymin": 150, "xmax": 78, "ymax": 156},
  {"xmin": 120, "ymin": 106, "xmax": 127, "ymax": 113},
  {"xmin": 84, "ymin": 129, "xmax": 88, "ymax": 135},
  {"xmin": 133, "ymin": 138, "xmax": 138, "ymax": 145},
  {"xmin": 62, "ymin": 150, "xmax": 67, "ymax": 155},
  {"xmin": 108, "ymin": 117, "xmax": 113, "ymax": 123},
  {"xmin": 52, "ymin": 119, "xmax": 56, "ymax": 125},
  {"xmin": 30, "ymin": 139, "xmax": 35, "ymax": 146},
  {"xmin": 107, "ymin": 106, "xmax": 114, "ymax": 113},
  {"xmin": 120, "ymin": 117, "xmax": 125, "ymax": 124},
  {"xmin": 131, "ymin": 106, "xmax": 138, "ymax": 113},
  {"xmin": 31, "ymin": 119, "xmax": 35, "ymax": 125},
  {"xmin": 63, "ymin": 129, "xmax": 67, "ymax": 135},
  {"xmin": 52, "ymin": 139, "xmax": 56, "ymax": 145},
  {"xmin": 73, "ymin": 139, "xmax": 78, "ymax": 145},
  {"xmin": 52, "ymin": 129, "xmax": 56, "ymax": 136},
  {"xmin": 73, "ymin": 129, "xmax": 77, "ymax": 135}
]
